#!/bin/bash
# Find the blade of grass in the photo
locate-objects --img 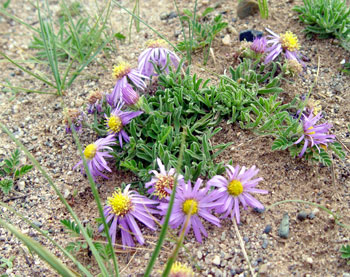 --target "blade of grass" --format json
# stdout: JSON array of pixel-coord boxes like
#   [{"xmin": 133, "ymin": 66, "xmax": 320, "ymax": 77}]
[
  {"xmin": 144, "ymin": 128, "xmax": 187, "ymax": 277},
  {"xmin": 173, "ymin": 0, "xmax": 191, "ymax": 64},
  {"xmin": 70, "ymin": 122, "xmax": 120, "ymax": 276},
  {"xmin": 37, "ymin": 0, "xmax": 62, "ymax": 95},
  {"xmin": 0, "ymin": 52, "xmax": 56, "ymax": 88},
  {"xmin": 0, "ymin": 7, "xmax": 39, "ymax": 33},
  {"xmin": 0, "ymin": 219, "xmax": 76, "ymax": 277},
  {"xmin": 0, "ymin": 201, "xmax": 93, "ymax": 277},
  {"xmin": 0, "ymin": 122, "xmax": 110, "ymax": 276},
  {"xmin": 0, "ymin": 83, "xmax": 56, "ymax": 94}
]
